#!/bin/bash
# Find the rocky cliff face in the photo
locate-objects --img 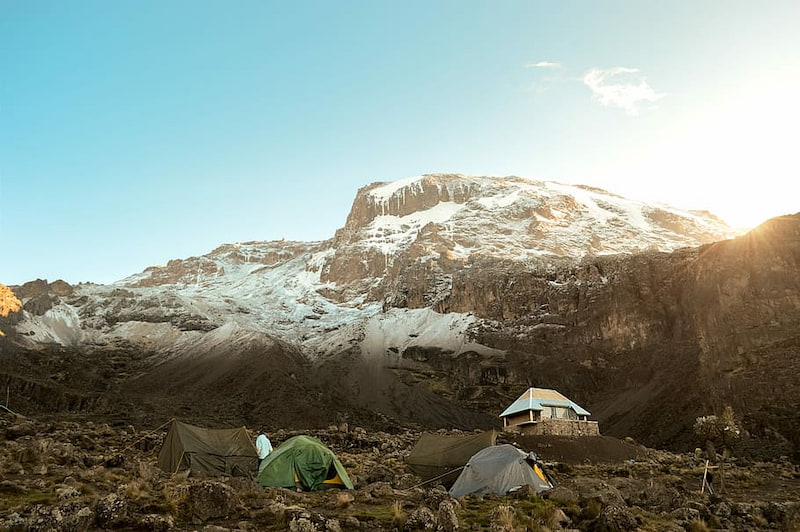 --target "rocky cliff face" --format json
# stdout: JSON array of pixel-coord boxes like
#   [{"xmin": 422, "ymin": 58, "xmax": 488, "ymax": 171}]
[
  {"xmin": 2, "ymin": 174, "xmax": 797, "ymax": 459},
  {"xmin": 374, "ymin": 214, "xmax": 800, "ymax": 455}
]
